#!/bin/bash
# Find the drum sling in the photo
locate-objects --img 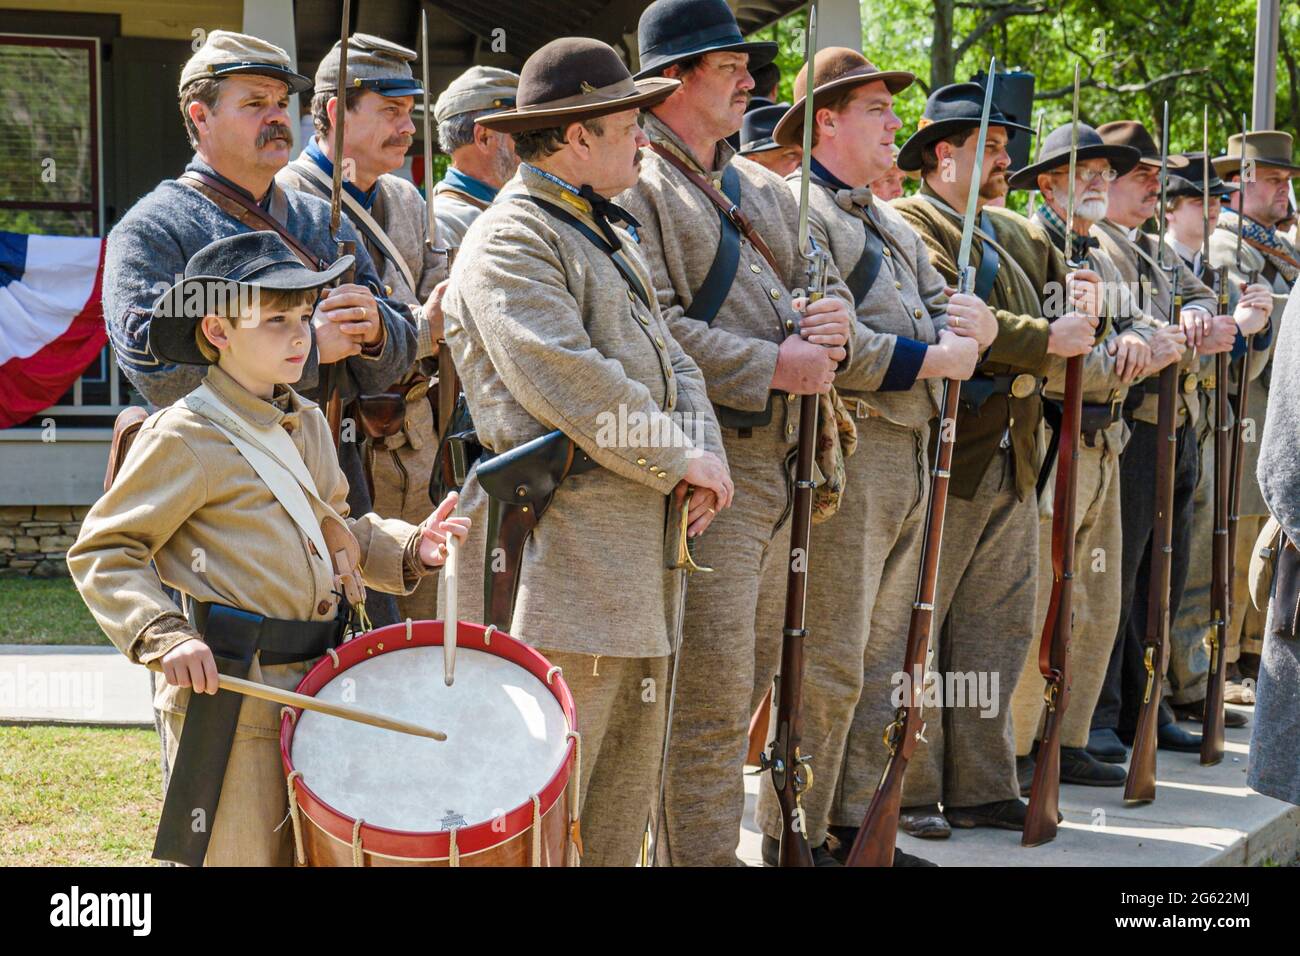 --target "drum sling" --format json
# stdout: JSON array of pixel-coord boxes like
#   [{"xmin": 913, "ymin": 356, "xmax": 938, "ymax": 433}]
[{"xmin": 153, "ymin": 603, "xmax": 346, "ymax": 867}]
